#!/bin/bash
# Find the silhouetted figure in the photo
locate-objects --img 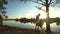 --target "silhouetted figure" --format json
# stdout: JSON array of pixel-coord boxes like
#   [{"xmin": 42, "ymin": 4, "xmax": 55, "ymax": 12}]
[
  {"xmin": 35, "ymin": 14, "xmax": 40, "ymax": 29},
  {"xmin": 35, "ymin": 14, "xmax": 43, "ymax": 30},
  {"xmin": 35, "ymin": 14, "xmax": 44, "ymax": 34},
  {"xmin": 36, "ymin": 14, "xmax": 40, "ymax": 21},
  {"xmin": 0, "ymin": 15, "xmax": 3, "ymax": 26}
]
